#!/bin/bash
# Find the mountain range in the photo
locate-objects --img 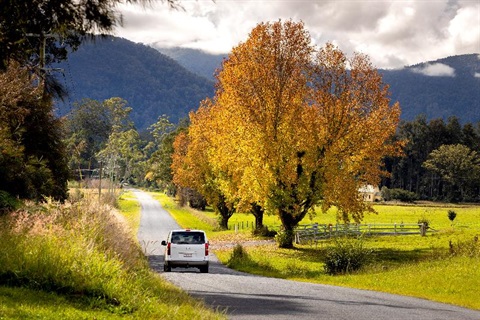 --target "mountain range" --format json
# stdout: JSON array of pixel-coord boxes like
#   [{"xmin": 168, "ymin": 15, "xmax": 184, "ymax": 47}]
[{"xmin": 54, "ymin": 36, "xmax": 480, "ymax": 130}]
